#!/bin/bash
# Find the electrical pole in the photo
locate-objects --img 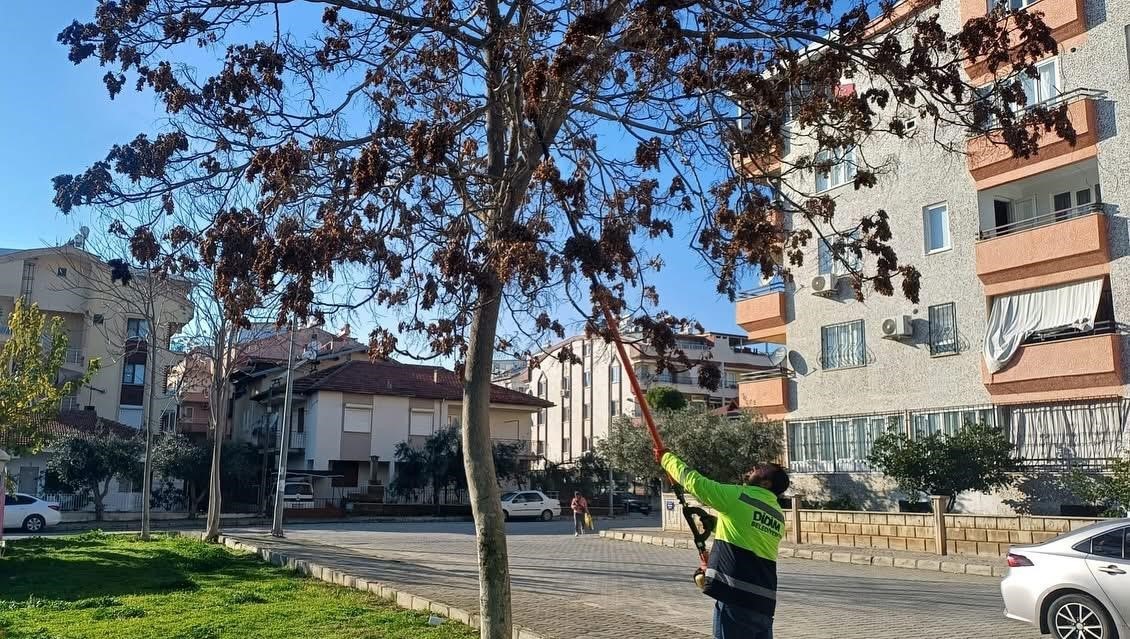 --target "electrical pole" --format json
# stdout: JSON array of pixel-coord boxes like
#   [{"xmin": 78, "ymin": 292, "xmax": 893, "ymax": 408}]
[{"xmin": 270, "ymin": 322, "xmax": 297, "ymax": 538}]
